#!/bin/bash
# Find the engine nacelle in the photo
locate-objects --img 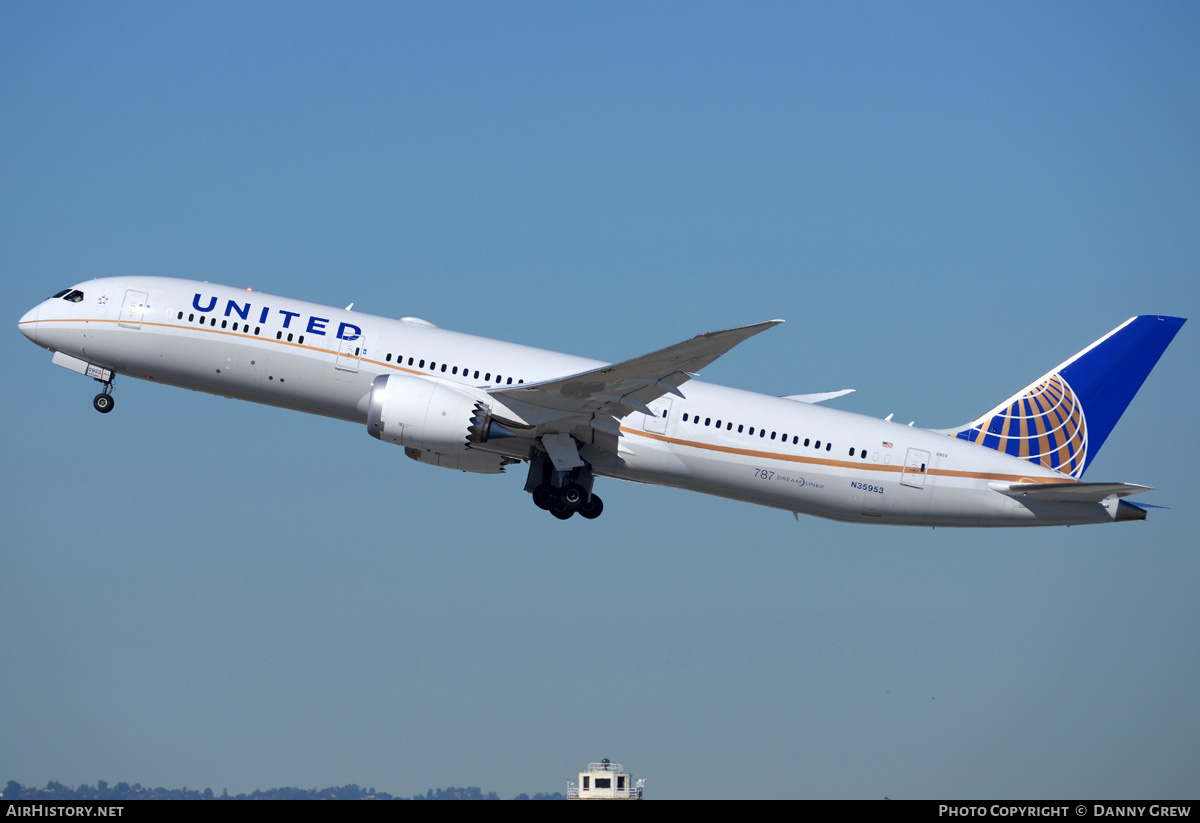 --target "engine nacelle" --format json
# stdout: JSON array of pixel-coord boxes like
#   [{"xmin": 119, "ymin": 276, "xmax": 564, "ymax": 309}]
[
  {"xmin": 367, "ymin": 374, "xmax": 480, "ymax": 452},
  {"xmin": 366, "ymin": 374, "xmax": 520, "ymax": 453}
]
